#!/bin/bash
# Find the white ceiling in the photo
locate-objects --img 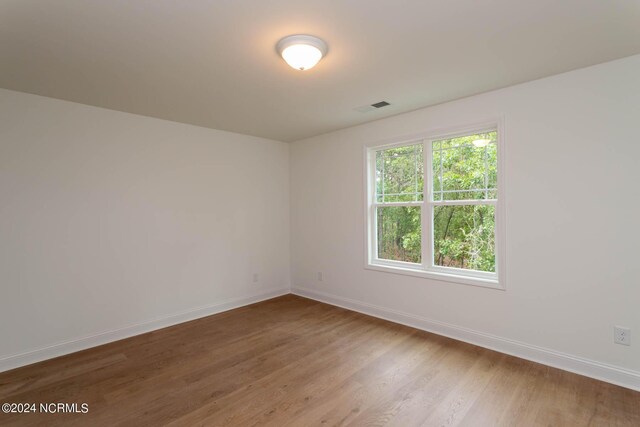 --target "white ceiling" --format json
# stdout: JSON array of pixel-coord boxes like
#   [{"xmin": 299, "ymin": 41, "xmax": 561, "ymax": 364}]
[{"xmin": 2, "ymin": 1, "xmax": 639, "ymax": 142}]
